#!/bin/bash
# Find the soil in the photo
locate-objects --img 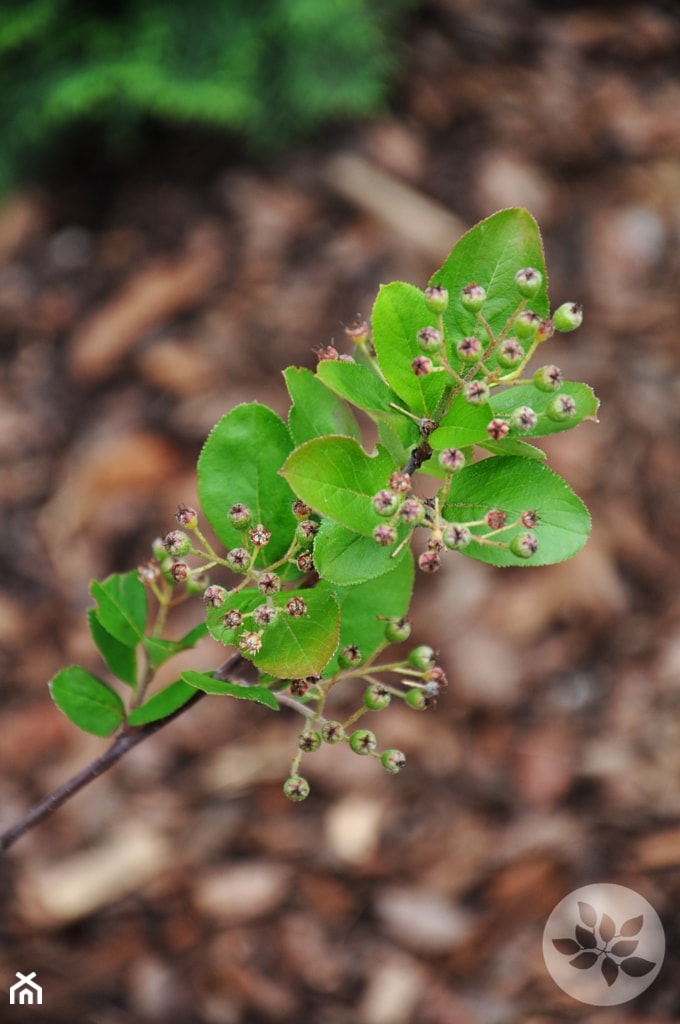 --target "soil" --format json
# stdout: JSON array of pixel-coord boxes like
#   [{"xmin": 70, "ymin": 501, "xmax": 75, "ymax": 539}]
[{"xmin": 1, "ymin": 1, "xmax": 680, "ymax": 1021}]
